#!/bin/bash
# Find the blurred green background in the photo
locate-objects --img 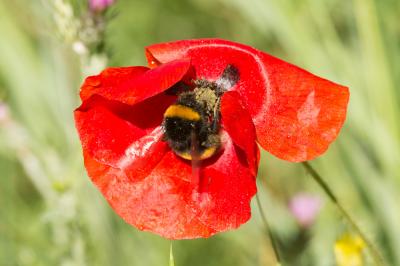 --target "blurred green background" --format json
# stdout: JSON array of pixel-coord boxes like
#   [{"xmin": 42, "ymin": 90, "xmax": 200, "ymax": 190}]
[{"xmin": 0, "ymin": 0, "xmax": 399, "ymax": 265}]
